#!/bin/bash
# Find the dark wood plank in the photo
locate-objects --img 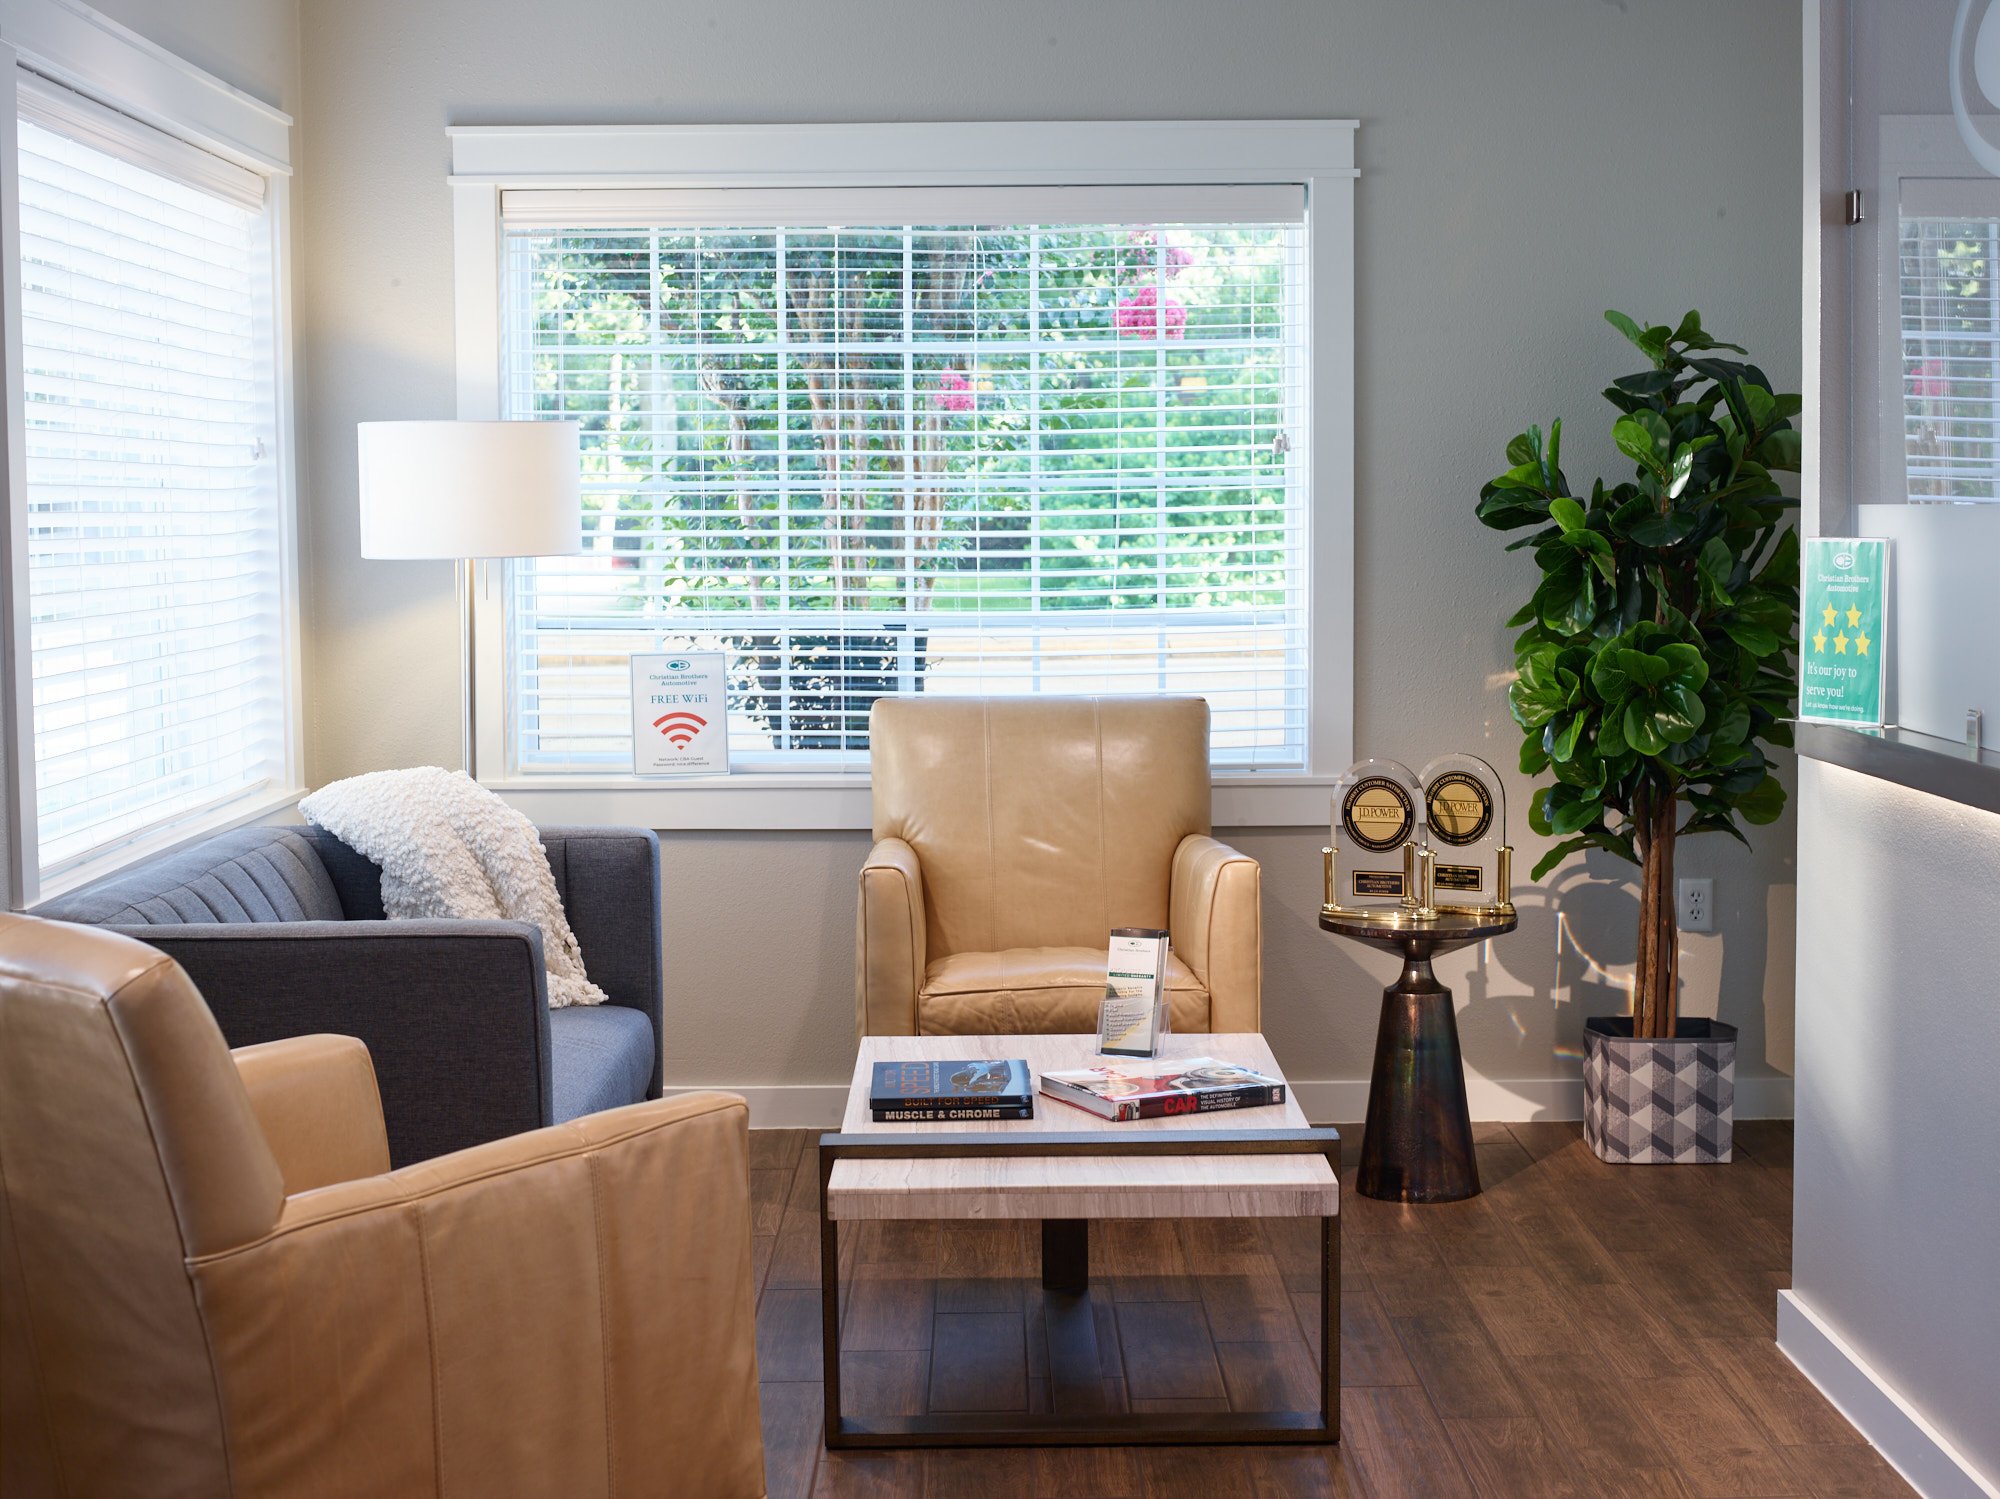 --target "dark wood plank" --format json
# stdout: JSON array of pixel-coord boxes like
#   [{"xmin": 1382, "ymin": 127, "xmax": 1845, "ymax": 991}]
[
  {"xmin": 1136, "ymin": 1446, "xmax": 1257, "ymax": 1499},
  {"xmin": 1340, "ymin": 1384, "xmax": 1478, "ymax": 1499},
  {"xmin": 923, "ymin": 1447, "xmax": 1037, "ymax": 1499},
  {"xmin": 1389, "ymin": 1309, "xmax": 1531, "ymax": 1418},
  {"xmin": 757, "ymin": 1380, "xmax": 822, "ymax": 1499},
  {"xmin": 1114, "ymin": 1300, "xmax": 1228, "ymax": 1401},
  {"xmin": 1180, "ymin": 1217, "xmax": 1277, "ymax": 1275},
  {"xmin": 1201, "ymin": 1271, "xmax": 1300, "ymax": 1343},
  {"xmin": 765, "ymin": 1208, "xmax": 824, "ymax": 1290},
  {"xmin": 1444, "ymin": 1416, "xmax": 1591, "ymax": 1499},
  {"xmin": 1562, "ymin": 1282, "xmax": 1707, "ymax": 1381},
  {"xmin": 1695, "ymin": 1338, "xmax": 1869, "ymax": 1449},
  {"xmin": 1245, "ymin": 1445, "xmax": 1363, "ymax": 1499},
  {"xmin": 928, "ymin": 1311, "xmax": 1028, "ymax": 1413},
  {"xmin": 1632, "ymin": 1375, "xmax": 1808, "ymax": 1497},
  {"xmin": 847, "ymin": 1219, "xmax": 941, "ymax": 1280},
  {"xmin": 1216, "ymin": 1338, "xmax": 1321, "ymax": 1412},
  {"xmin": 1356, "ymin": 1229, "xmax": 1471, "ymax": 1320},
  {"xmin": 1426, "ymin": 1192, "xmax": 1534, "ymax": 1269},
  {"xmin": 748, "ymin": 1127, "xmax": 805, "ymax": 1172},
  {"xmin": 812, "ymin": 1448, "xmax": 923, "ymax": 1499},
  {"xmin": 1031, "ymin": 1445, "xmax": 1142, "ymax": 1499},
  {"xmin": 841, "ymin": 1277, "xmax": 934, "ymax": 1352},
  {"xmin": 1583, "ymin": 1470, "xmax": 1700, "ymax": 1498},
  {"xmin": 755, "ymin": 1284, "xmax": 823, "ymax": 1383},
  {"xmin": 839, "ymin": 1350, "xmax": 928, "ymax": 1417},
  {"xmin": 1336, "ymin": 1289, "xmax": 1419, "ymax": 1386},
  {"xmin": 1731, "ymin": 1121, "xmax": 1793, "ymax": 1167},
  {"xmin": 1455, "ymin": 1264, "xmax": 1585, "ymax": 1358},
  {"xmin": 751, "ymin": 1168, "xmax": 792, "ymax": 1237},
  {"xmin": 1775, "ymin": 1443, "xmax": 1919, "ymax": 1499},
  {"xmin": 1510, "ymin": 1351, "xmax": 1675, "ymax": 1470}
]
